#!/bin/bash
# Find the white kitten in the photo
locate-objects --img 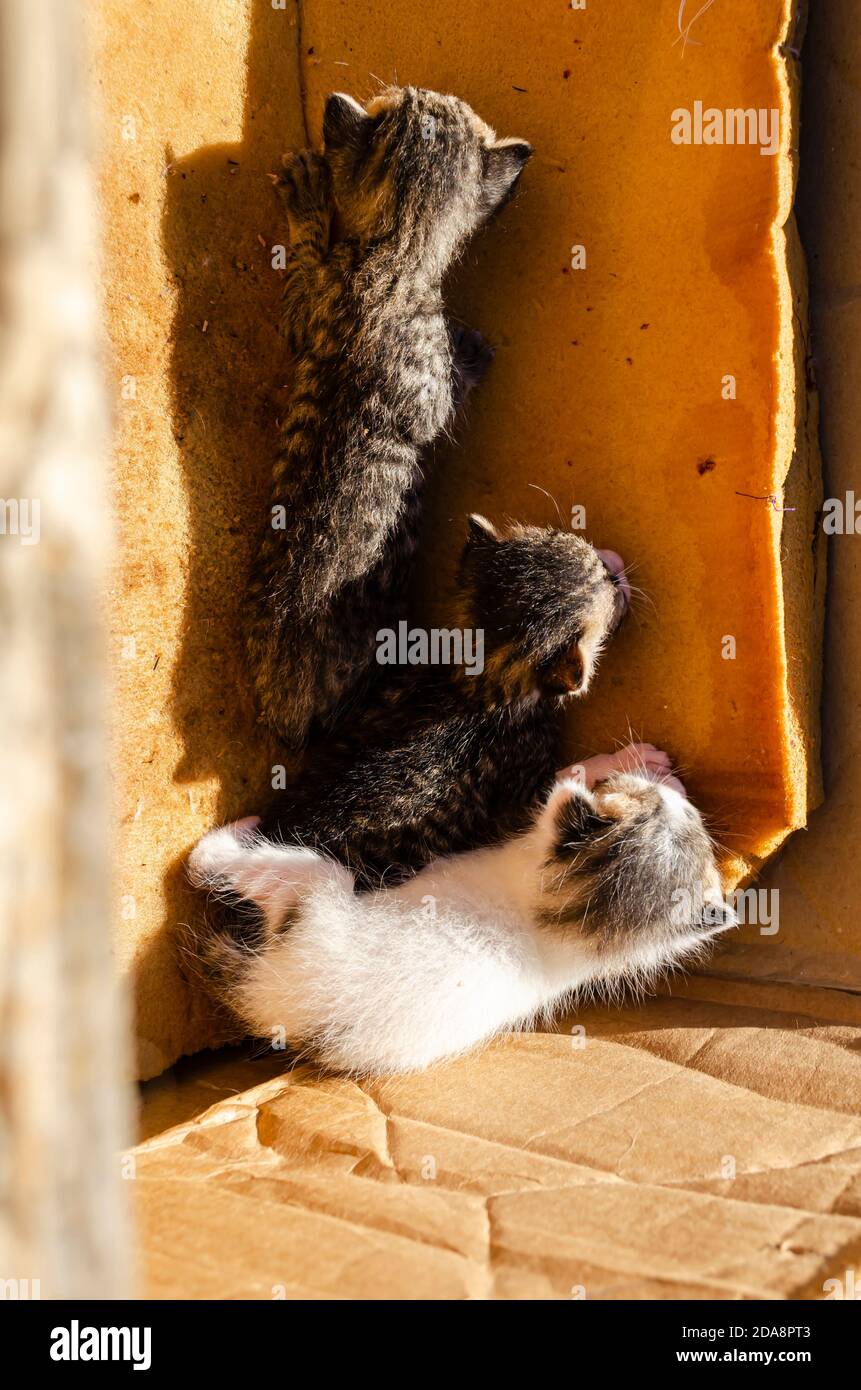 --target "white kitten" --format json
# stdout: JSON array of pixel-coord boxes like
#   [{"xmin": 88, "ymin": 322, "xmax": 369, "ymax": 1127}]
[{"xmin": 188, "ymin": 748, "xmax": 735, "ymax": 1075}]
